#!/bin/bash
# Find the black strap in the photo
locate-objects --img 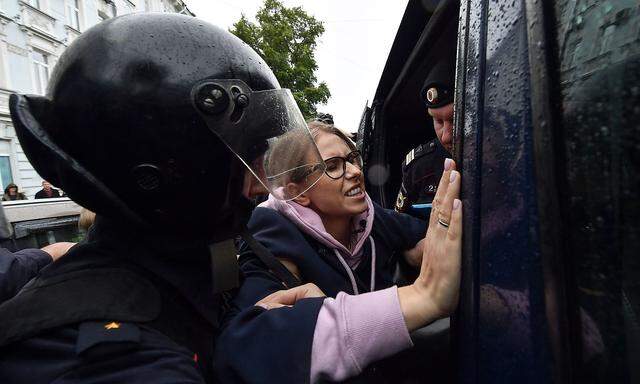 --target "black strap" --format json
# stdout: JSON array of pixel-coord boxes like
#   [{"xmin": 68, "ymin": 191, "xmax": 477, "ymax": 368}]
[{"xmin": 241, "ymin": 231, "xmax": 301, "ymax": 289}]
